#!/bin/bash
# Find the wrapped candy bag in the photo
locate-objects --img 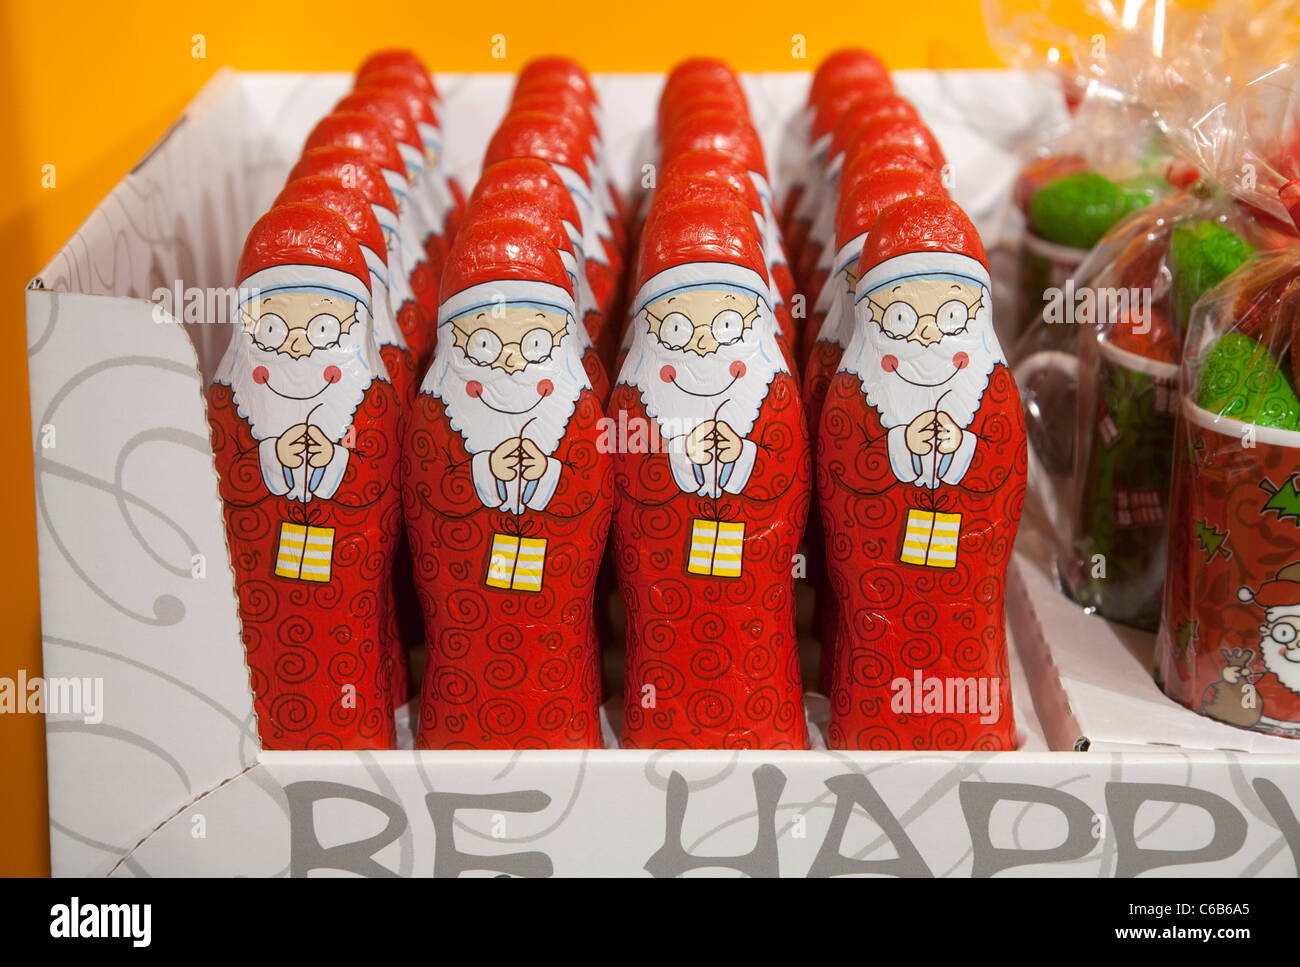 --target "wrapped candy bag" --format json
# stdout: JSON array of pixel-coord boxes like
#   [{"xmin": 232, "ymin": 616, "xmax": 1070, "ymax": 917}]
[
  {"xmin": 1155, "ymin": 58, "xmax": 1300, "ymax": 737},
  {"xmin": 208, "ymin": 204, "xmax": 403, "ymax": 749},
  {"xmin": 985, "ymin": 0, "xmax": 1180, "ymax": 334},
  {"xmin": 1012, "ymin": 13, "xmax": 1300, "ymax": 631}
]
